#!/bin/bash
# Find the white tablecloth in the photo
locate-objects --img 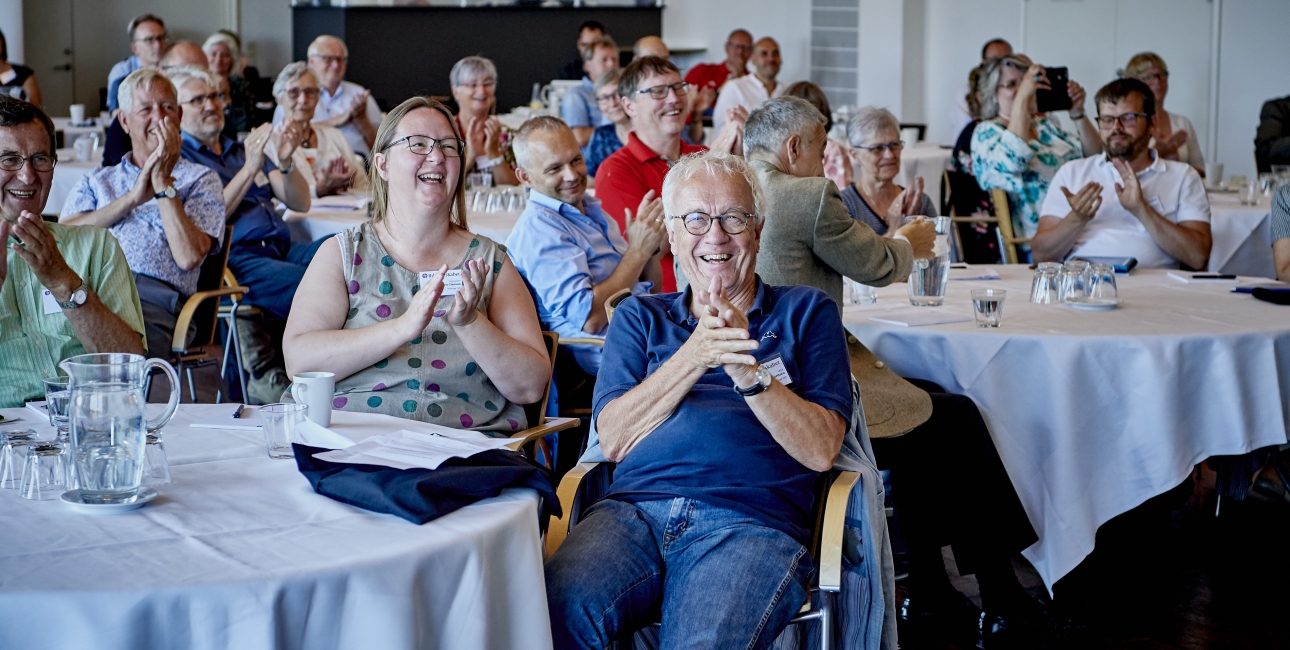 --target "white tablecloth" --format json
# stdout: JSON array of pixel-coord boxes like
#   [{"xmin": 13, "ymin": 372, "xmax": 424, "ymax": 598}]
[
  {"xmin": 284, "ymin": 192, "xmax": 522, "ymax": 246},
  {"xmin": 0, "ymin": 404, "xmax": 552, "ymax": 650},
  {"xmin": 842, "ymin": 266, "xmax": 1290, "ymax": 592},
  {"xmin": 46, "ymin": 147, "xmax": 98, "ymax": 216},
  {"xmin": 1208, "ymin": 192, "xmax": 1276, "ymax": 278}
]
